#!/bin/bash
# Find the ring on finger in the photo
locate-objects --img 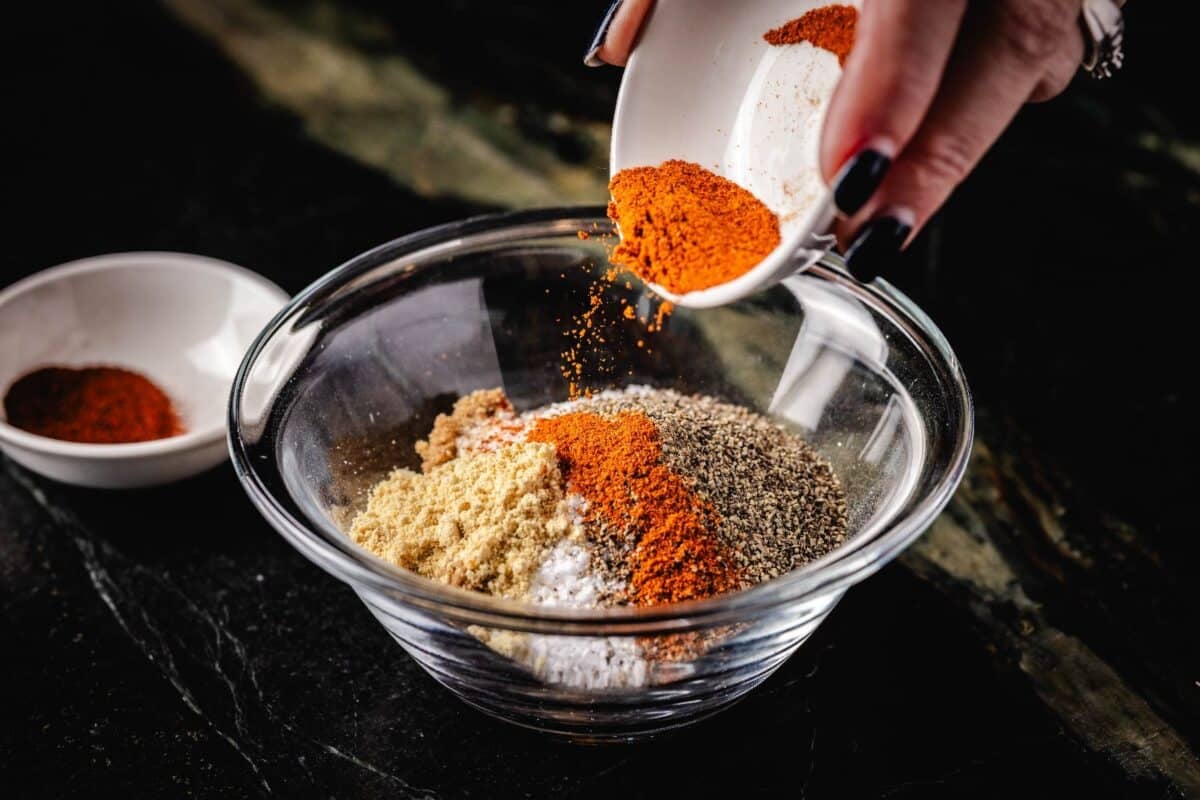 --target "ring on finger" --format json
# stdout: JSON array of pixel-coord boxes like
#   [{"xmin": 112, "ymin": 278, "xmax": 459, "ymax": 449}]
[{"xmin": 1079, "ymin": 0, "xmax": 1125, "ymax": 78}]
